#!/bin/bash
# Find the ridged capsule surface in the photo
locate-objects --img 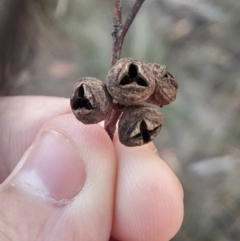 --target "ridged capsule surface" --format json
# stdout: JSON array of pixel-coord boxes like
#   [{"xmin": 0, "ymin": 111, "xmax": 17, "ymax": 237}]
[
  {"xmin": 106, "ymin": 58, "xmax": 155, "ymax": 105},
  {"xmin": 70, "ymin": 77, "xmax": 112, "ymax": 124},
  {"xmin": 147, "ymin": 63, "xmax": 178, "ymax": 106},
  {"xmin": 118, "ymin": 105, "xmax": 164, "ymax": 147}
]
